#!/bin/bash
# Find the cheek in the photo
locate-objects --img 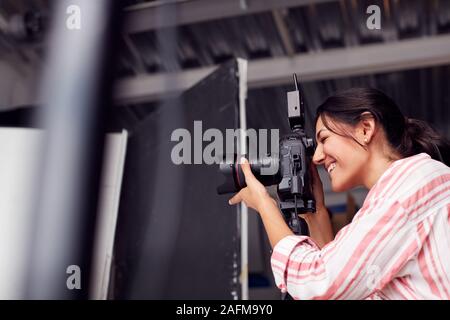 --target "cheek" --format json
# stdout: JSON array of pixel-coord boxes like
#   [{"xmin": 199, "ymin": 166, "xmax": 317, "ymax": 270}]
[
  {"xmin": 326, "ymin": 141, "xmax": 366, "ymax": 190},
  {"xmin": 342, "ymin": 160, "xmax": 367, "ymax": 190},
  {"xmin": 323, "ymin": 139, "xmax": 356, "ymax": 163}
]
